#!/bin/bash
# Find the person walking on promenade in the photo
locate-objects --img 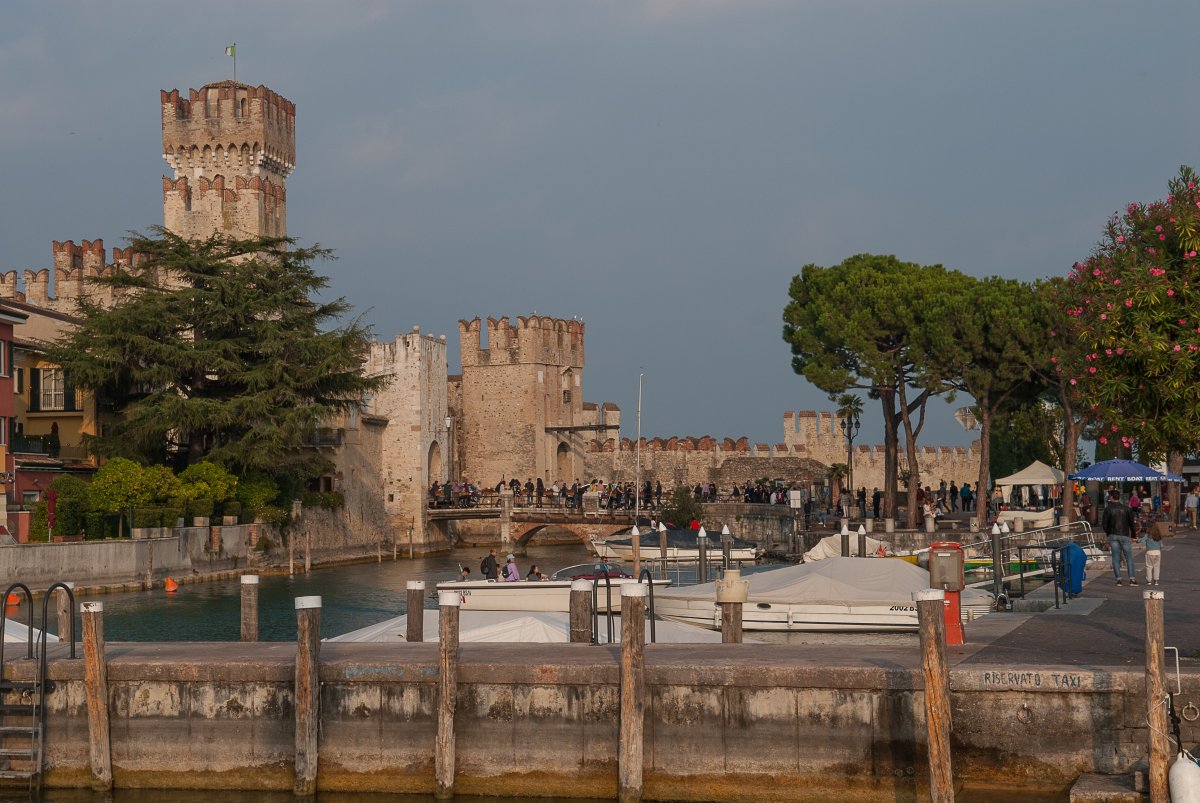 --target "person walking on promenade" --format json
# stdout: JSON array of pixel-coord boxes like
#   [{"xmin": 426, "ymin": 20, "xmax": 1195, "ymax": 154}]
[
  {"xmin": 949, "ymin": 482, "xmax": 959, "ymax": 512},
  {"xmin": 1143, "ymin": 529, "xmax": 1163, "ymax": 585},
  {"xmin": 856, "ymin": 487, "xmax": 867, "ymax": 520},
  {"xmin": 1102, "ymin": 490, "xmax": 1138, "ymax": 586},
  {"xmin": 871, "ymin": 488, "xmax": 881, "ymax": 520},
  {"xmin": 1186, "ymin": 487, "xmax": 1199, "ymax": 528}
]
